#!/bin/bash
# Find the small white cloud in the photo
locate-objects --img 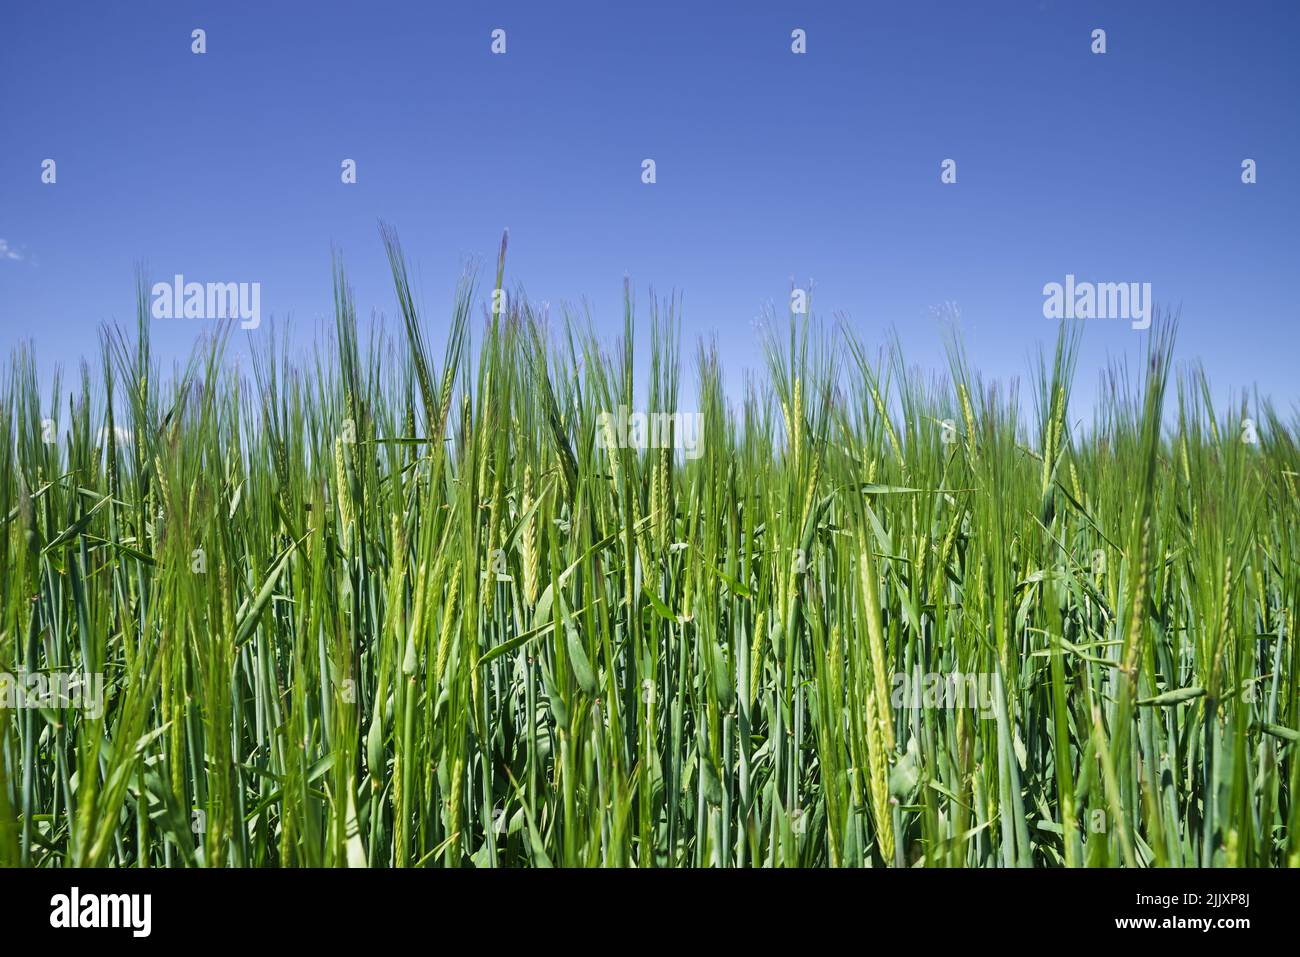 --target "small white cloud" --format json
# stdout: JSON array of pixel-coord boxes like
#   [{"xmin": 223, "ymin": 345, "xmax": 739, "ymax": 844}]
[{"xmin": 0, "ymin": 239, "xmax": 22, "ymax": 261}]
